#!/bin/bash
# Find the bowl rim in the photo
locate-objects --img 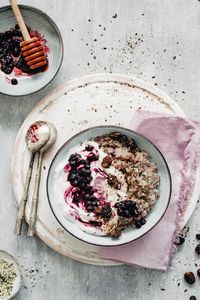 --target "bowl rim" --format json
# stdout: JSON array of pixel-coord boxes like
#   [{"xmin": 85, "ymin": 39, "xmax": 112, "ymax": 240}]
[
  {"xmin": 0, "ymin": 4, "xmax": 64, "ymax": 97},
  {"xmin": 46, "ymin": 125, "xmax": 172, "ymax": 247}
]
